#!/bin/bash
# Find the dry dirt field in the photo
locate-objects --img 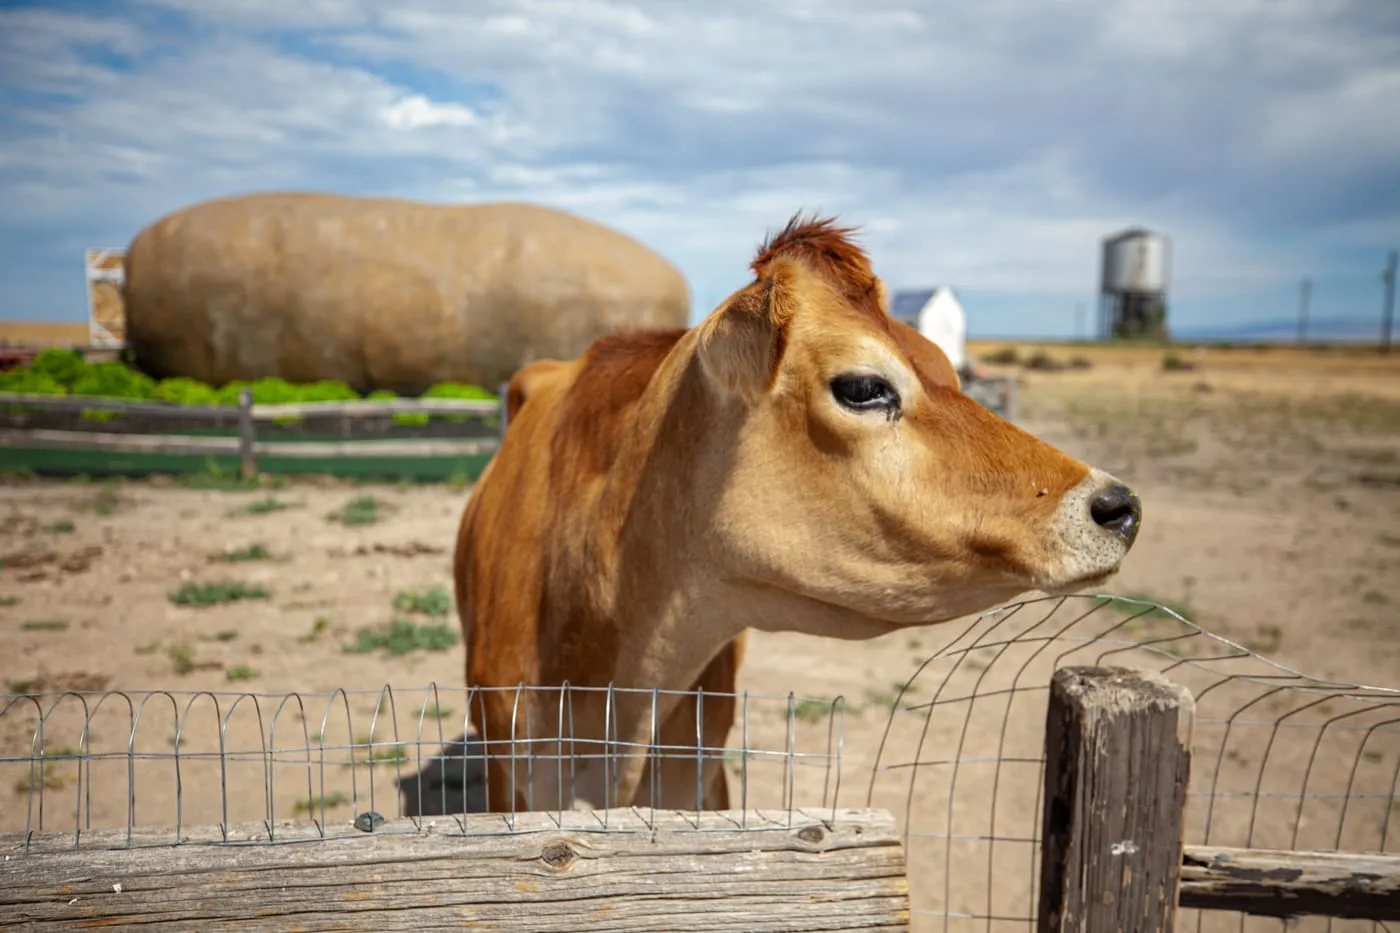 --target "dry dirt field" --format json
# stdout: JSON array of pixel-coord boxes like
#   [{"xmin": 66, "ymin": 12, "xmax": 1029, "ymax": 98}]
[{"xmin": 3, "ymin": 340, "xmax": 1399, "ymax": 930}]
